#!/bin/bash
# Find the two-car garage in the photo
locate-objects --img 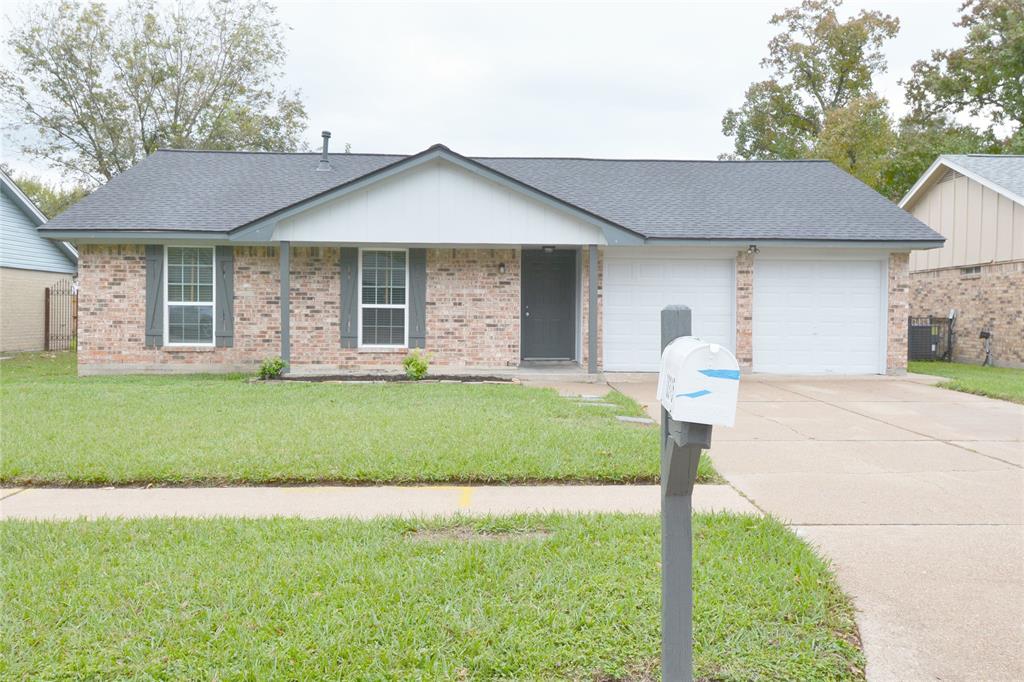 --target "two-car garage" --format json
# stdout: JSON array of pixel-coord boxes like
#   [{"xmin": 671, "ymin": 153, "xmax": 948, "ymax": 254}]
[{"xmin": 601, "ymin": 248, "xmax": 888, "ymax": 375}]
